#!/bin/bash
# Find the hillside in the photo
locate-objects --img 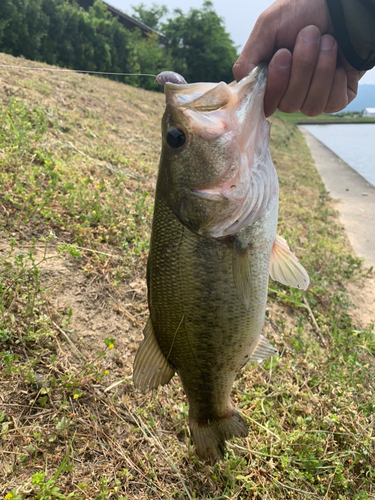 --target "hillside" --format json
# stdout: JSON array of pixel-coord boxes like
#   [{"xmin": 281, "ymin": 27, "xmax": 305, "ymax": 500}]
[{"xmin": 0, "ymin": 52, "xmax": 374, "ymax": 499}]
